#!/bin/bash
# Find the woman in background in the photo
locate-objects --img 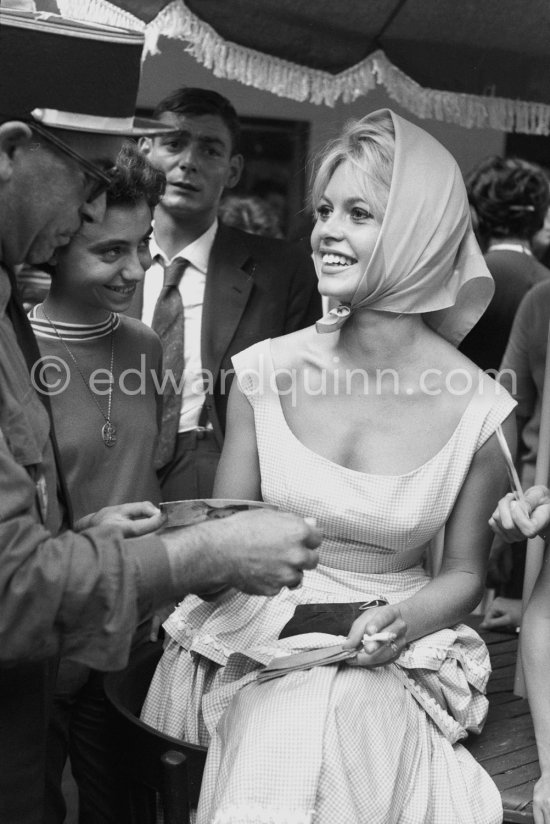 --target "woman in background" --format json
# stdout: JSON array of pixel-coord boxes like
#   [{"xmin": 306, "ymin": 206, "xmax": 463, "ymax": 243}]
[
  {"xmin": 463, "ymin": 157, "xmax": 550, "ymax": 630},
  {"xmin": 460, "ymin": 155, "xmax": 550, "ymax": 373}
]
